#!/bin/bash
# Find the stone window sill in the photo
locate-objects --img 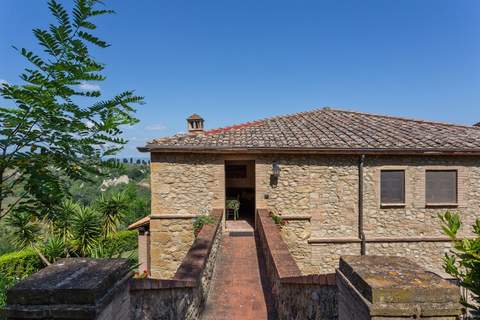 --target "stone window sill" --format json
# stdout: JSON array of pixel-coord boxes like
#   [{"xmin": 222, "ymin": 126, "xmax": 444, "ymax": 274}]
[
  {"xmin": 425, "ymin": 203, "xmax": 458, "ymax": 208},
  {"xmin": 380, "ymin": 203, "xmax": 405, "ymax": 208}
]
